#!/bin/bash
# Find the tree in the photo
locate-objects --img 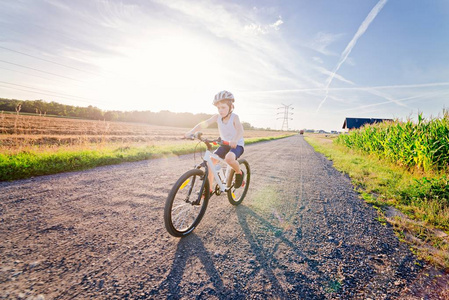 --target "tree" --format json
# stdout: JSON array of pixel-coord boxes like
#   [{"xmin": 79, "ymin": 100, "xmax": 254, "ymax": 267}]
[
  {"xmin": 0, "ymin": 98, "xmax": 254, "ymax": 128},
  {"xmin": 104, "ymin": 111, "xmax": 119, "ymax": 121}
]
